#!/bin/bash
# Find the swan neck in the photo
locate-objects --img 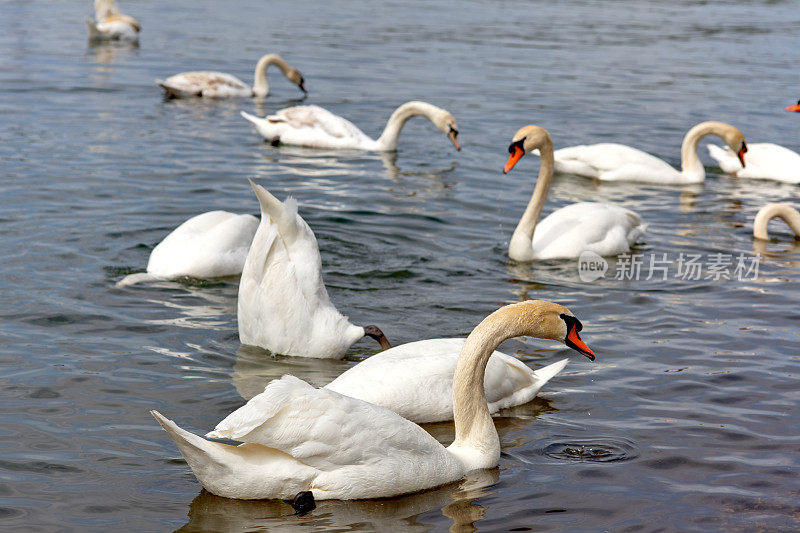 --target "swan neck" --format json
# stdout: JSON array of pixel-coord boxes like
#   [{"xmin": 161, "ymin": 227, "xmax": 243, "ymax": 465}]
[
  {"xmin": 253, "ymin": 54, "xmax": 289, "ymax": 97},
  {"xmin": 509, "ymin": 138, "xmax": 554, "ymax": 261},
  {"xmin": 754, "ymin": 203, "xmax": 800, "ymax": 240},
  {"xmin": 680, "ymin": 121, "xmax": 722, "ymax": 180},
  {"xmin": 376, "ymin": 102, "xmax": 437, "ymax": 151},
  {"xmin": 94, "ymin": 0, "xmax": 118, "ymax": 20}
]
